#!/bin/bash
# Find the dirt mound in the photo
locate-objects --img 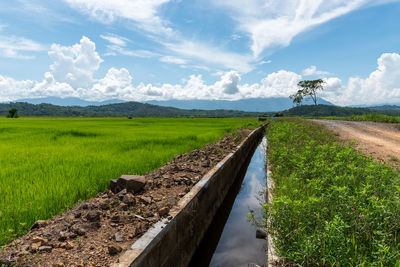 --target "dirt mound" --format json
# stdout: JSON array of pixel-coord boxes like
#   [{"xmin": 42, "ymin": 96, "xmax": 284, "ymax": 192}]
[{"xmin": 0, "ymin": 131, "xmax": 251, "ymax": 267}]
